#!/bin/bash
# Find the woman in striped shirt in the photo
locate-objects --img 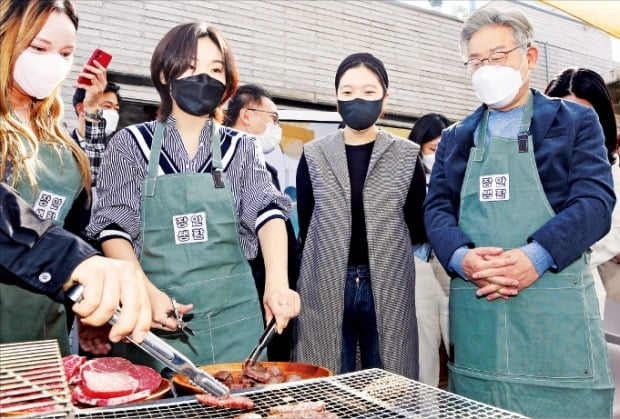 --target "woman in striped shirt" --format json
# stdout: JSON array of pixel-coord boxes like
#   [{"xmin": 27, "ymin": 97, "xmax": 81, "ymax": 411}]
[{"xmin": 87, "ymin": 22, "xmax": 299, "ymax": 367}]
